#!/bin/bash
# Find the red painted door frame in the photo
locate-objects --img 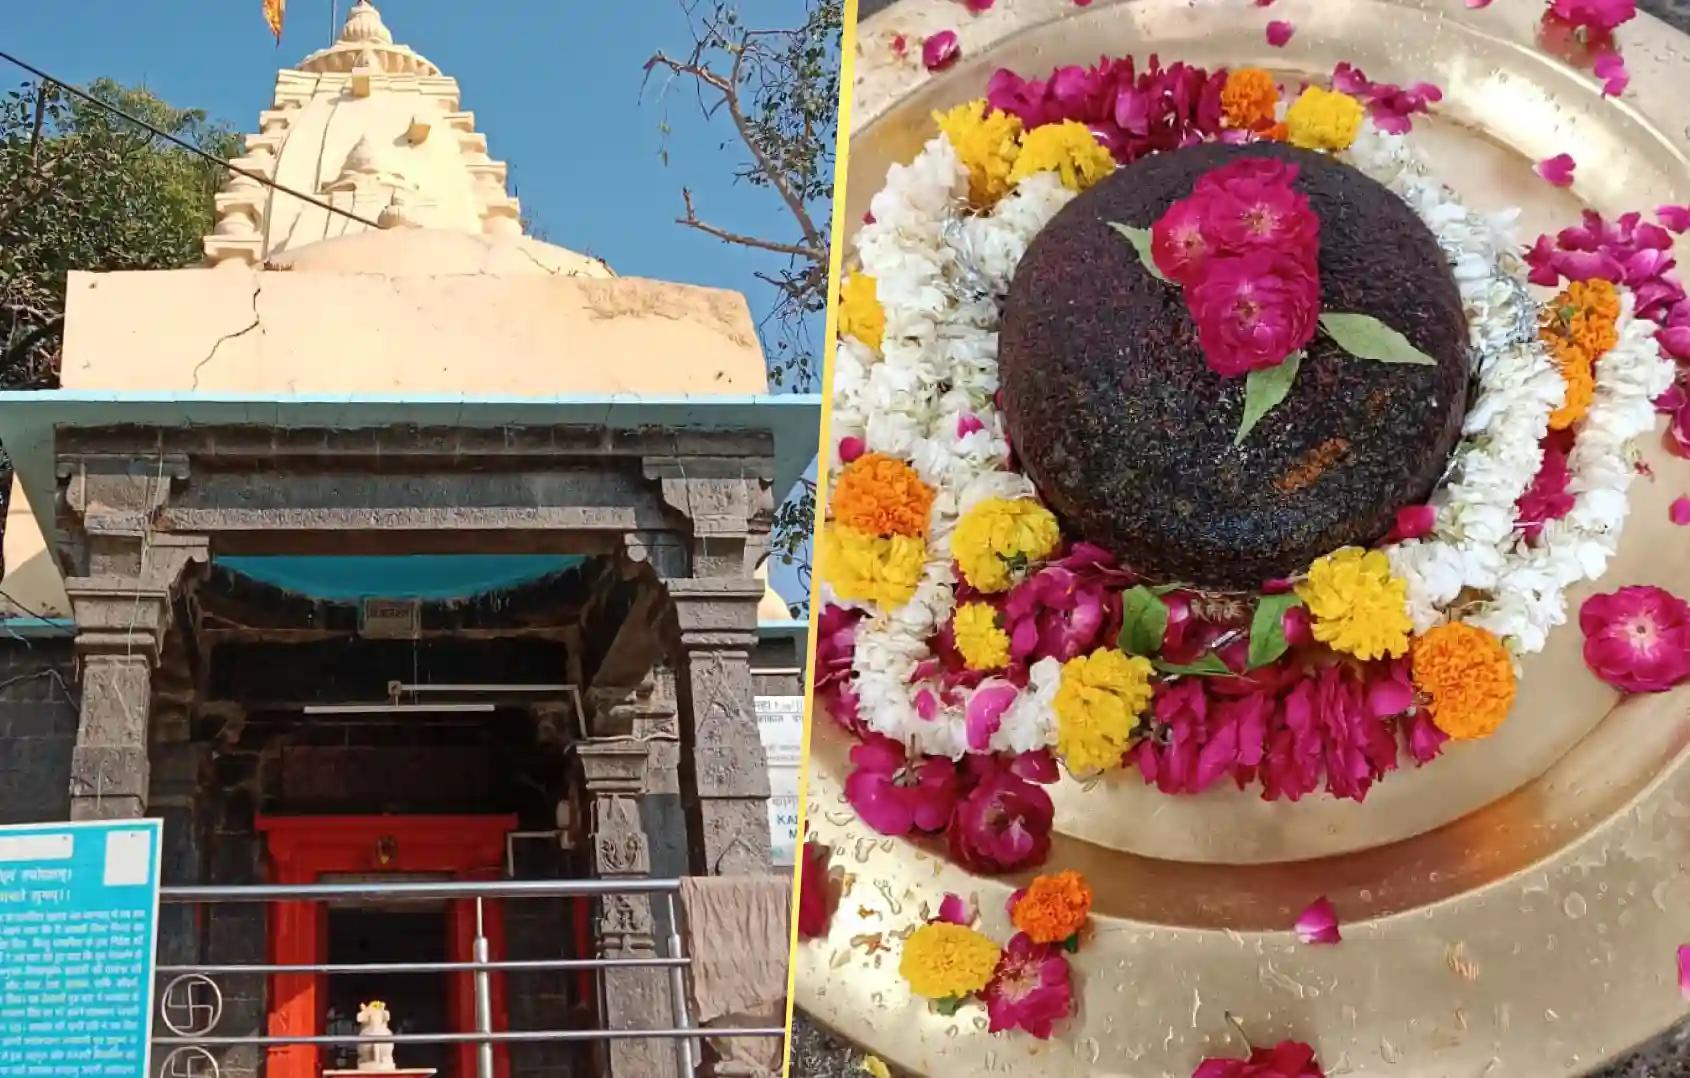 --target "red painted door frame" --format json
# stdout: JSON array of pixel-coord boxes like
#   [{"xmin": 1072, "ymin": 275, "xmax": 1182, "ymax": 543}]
[{"xmin": 258, "ymin": 814, "xmax": 518, "ymax": 1078}]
